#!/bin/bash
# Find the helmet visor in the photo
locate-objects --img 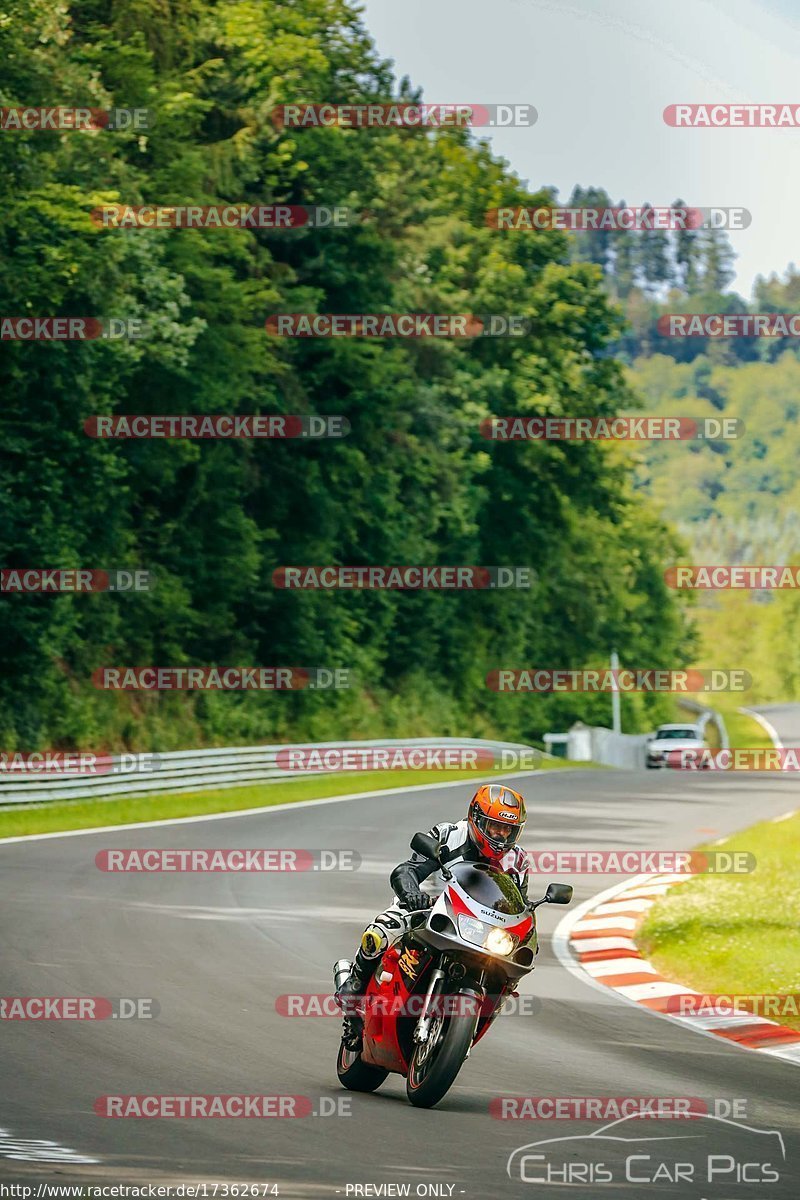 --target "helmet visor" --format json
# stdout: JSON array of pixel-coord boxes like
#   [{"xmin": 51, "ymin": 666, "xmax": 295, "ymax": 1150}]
[{"xmin": 478, "ymin": 814, "xmax": 521, "ymax": 851}]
